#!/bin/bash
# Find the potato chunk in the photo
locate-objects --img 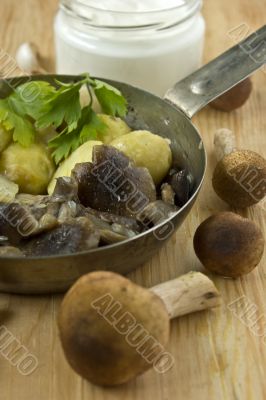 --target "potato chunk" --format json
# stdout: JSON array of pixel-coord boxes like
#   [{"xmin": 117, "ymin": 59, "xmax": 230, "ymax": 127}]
[
  {"xmin": 97, "ymin": 114, "xmax": 131, "ymax": 144},
  {"xmin": 111, "ymin": 130, "xmax": 172, "ymax": 184},
  {"xmin": 0, "ymin": 143, "xmax": 55, "ymax": 195},
  {"xmin": 48, "ymin": 140, "xmax": 102, "ymax": 194}
]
